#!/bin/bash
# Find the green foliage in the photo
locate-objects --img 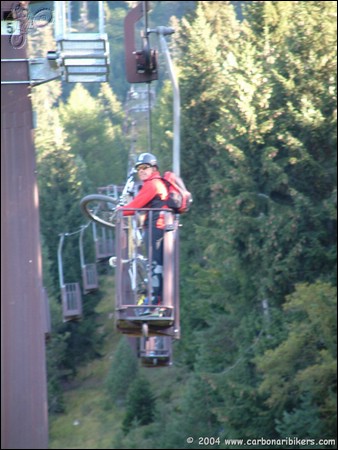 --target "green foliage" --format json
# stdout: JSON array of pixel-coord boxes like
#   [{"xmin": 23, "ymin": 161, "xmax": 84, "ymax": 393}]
[
  {"xmin": 275, "ymin": 394, "xmax": 325, "ymax": 442},
  {"xmin": 46, "ymin": 328, "xmax": 69, "ymax": 414},
  {"xmin": 122, "ymin": 375, "xmax": 156, "ymax": 434},
  {"xmin": 104, "ymin": 1, "xmax": 130, "ymax": 100},
  {"xmin": 159, "ymin": 374, "xmax": 220, "ymax": 448},
  {"xmin": 33, "ymin": 1, "xmax": 337, "ymax": 446},
  {"xmin": 62, "ymin": 295, "xmax": 105, "ymax": 374},
  {"xmin": 38, "ymin": 146, "xmax": 89, "ymax": 285},
  {"xmin": 33, "ymin": 79, "xmax": 107, "ymax": 404},
  {"xmin": 105, "ymin": 337, "xmax": 139, "ymax": 406},
  {"xmin": 58, "ymin": 83, "xmax": 128, "ymax": 187},
  {"xmin": 164, "ymin": 0, "xmax": 337, "ymax": 444},
  {"xmin": 256, "ymin": 282, "xmax": 337, "ymax": 436}
]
